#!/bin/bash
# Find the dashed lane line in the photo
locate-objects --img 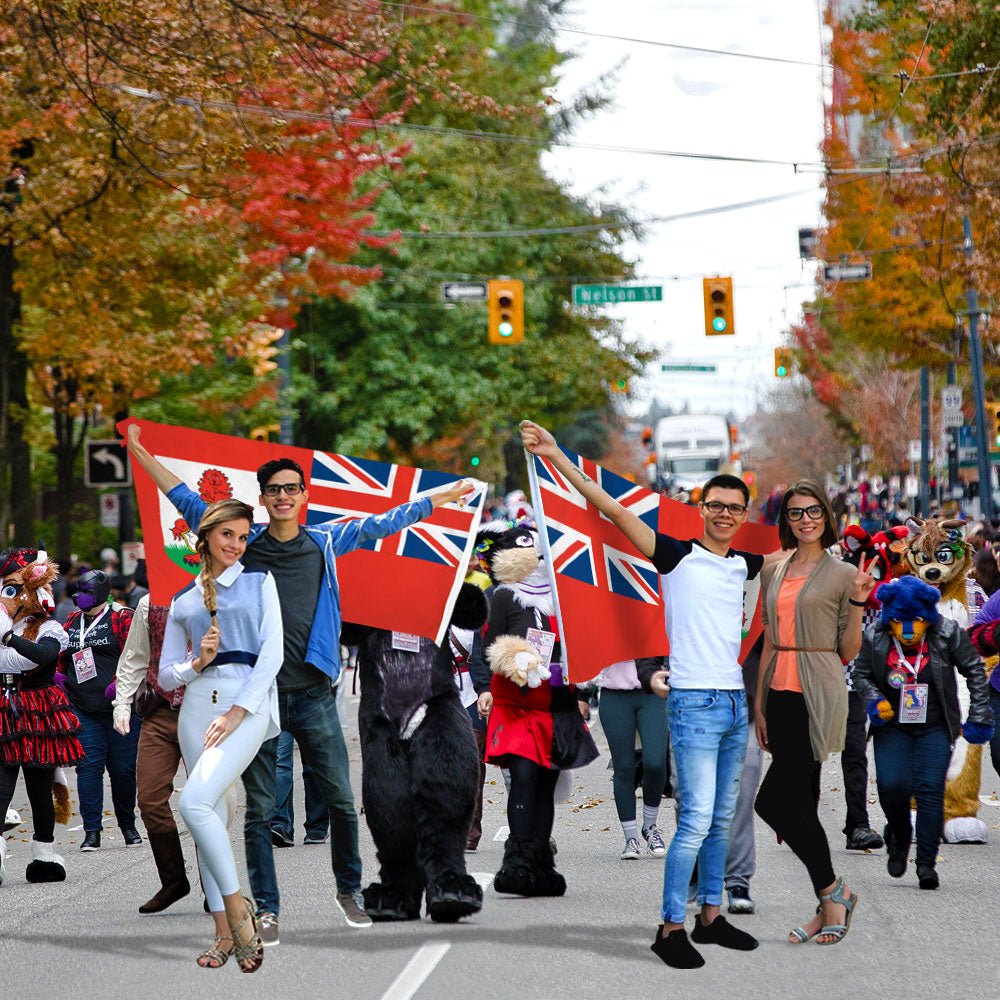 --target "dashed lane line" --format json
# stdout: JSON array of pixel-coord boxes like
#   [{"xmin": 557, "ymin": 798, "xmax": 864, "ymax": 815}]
[{"xmin": 379, "ymin": 942, "xmax": 451, "ymax": 1000}]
